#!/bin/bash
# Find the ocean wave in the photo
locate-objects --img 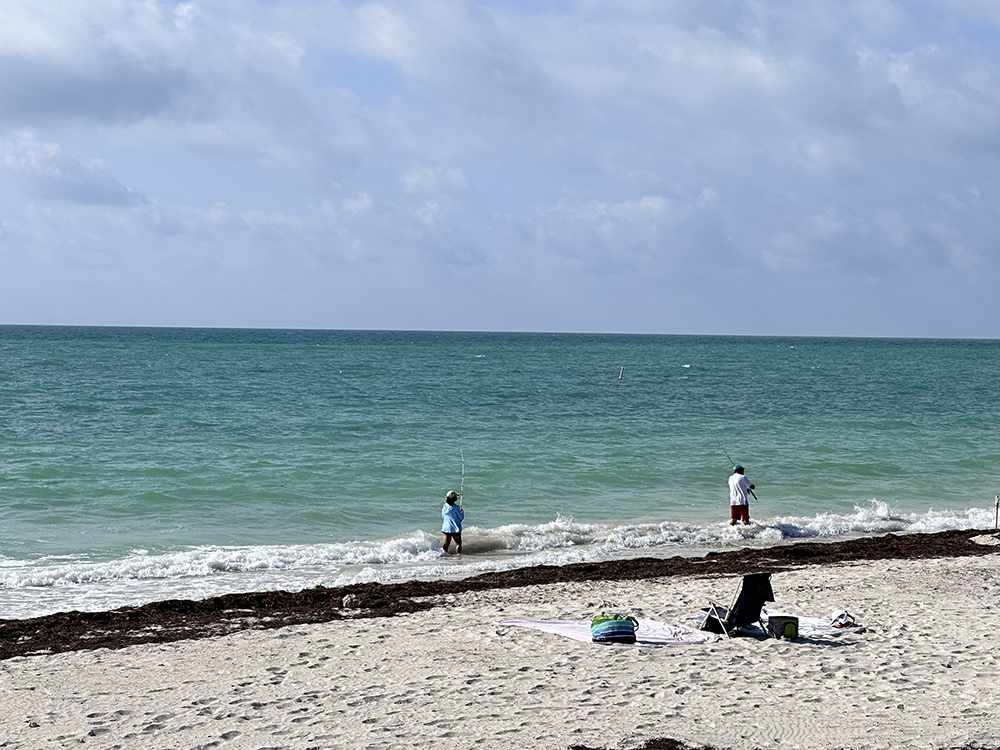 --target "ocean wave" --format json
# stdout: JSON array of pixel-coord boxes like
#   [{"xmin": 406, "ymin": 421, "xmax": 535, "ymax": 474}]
[
  {"xmin": 2, "ymin": 501, "xmax": 993, "ymax": 595},
  {"xmin": 466, "ymin": 500, "xmax": 992, "ymax": 553},
  {"xmin": 320, "ymin": 501, "xmax": 997, "ymax": 588},
  {"xmin": 1, "ymin": 501, "xmax": 995, "ymax": 622},
  {"xmin": 0, "ymin": 532, "xmax": 445, "ymax": 589}
]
